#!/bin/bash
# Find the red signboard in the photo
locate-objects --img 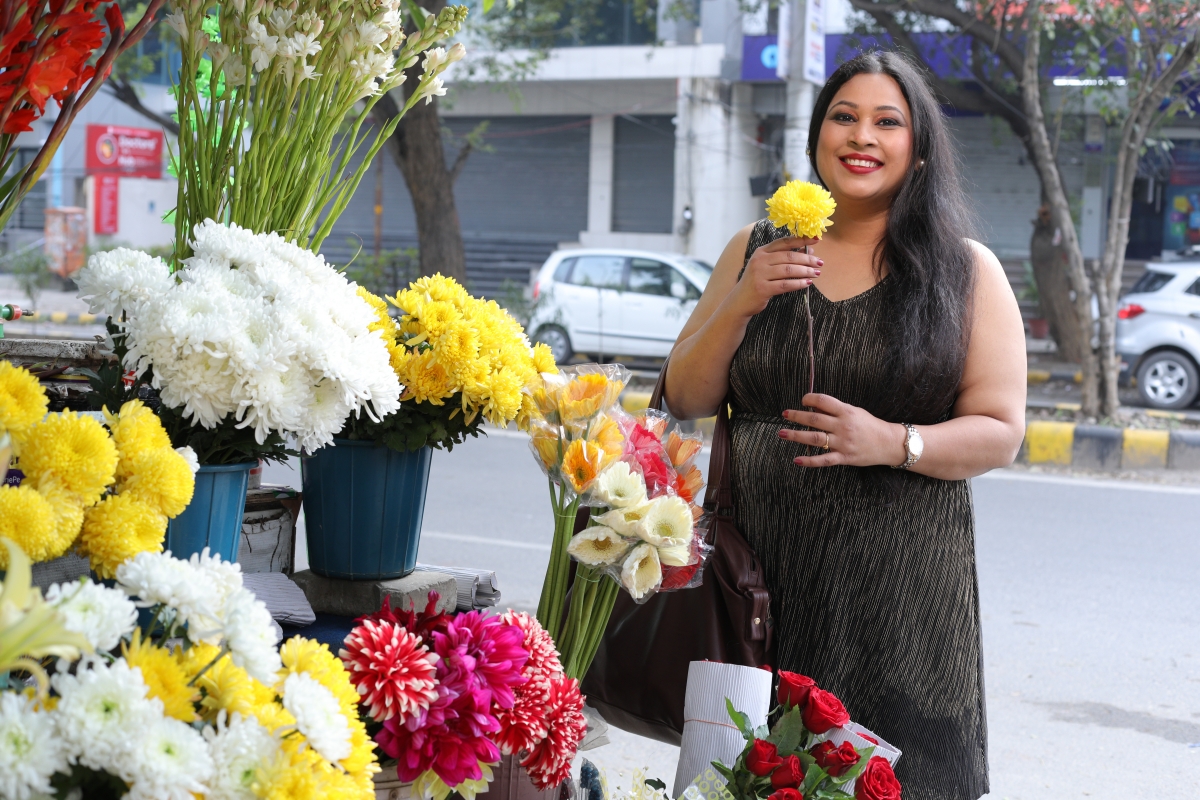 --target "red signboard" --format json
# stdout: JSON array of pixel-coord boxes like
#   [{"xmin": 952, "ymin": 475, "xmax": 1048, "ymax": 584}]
[
  {"xmin": 94, "ymin": 174, "xmax": 119, "ymax": 234},
  {"xmin": 85, "ymin": 125, "xmax": 163, "ymax": 178}
]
